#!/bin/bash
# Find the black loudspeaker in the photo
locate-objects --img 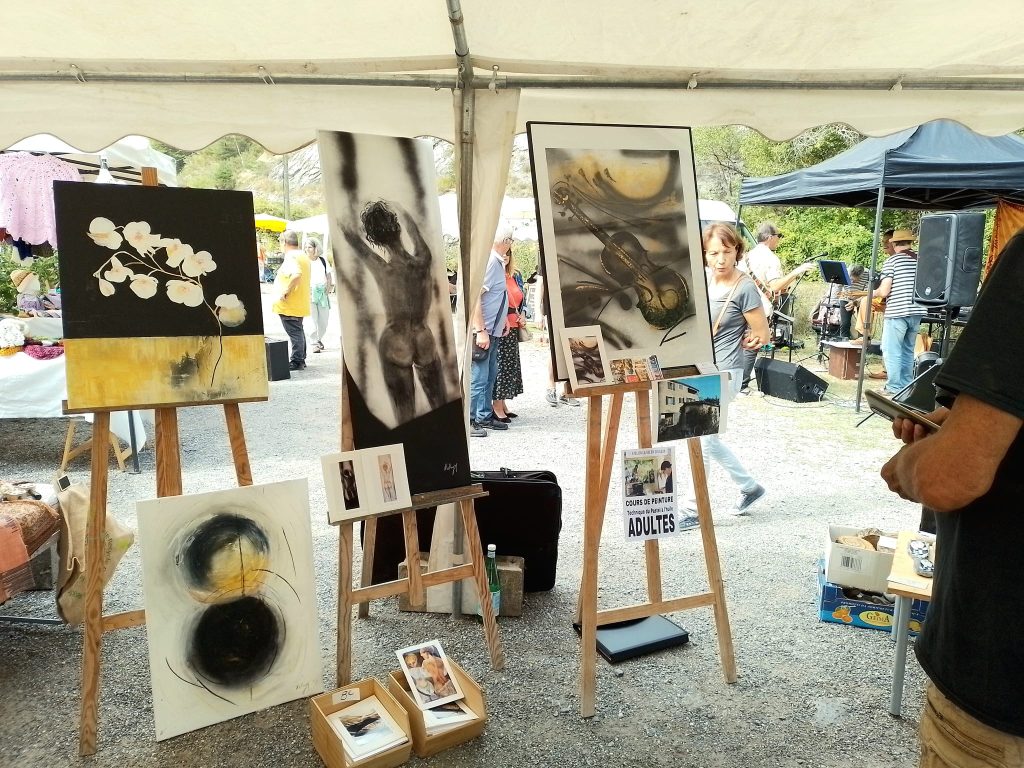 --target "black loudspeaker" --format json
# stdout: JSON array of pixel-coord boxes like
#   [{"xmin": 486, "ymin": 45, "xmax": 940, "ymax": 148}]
[
  {"xmin": 754, "ymin": 358, "xmax": 828, "ymax": 402},
  {"xmin": 265, "ymin": 337, "xmax": 290, "ymax": 381},
  {"xmin": 914, "ymin": 212, "xmax": 985, "ymax": 307}
]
